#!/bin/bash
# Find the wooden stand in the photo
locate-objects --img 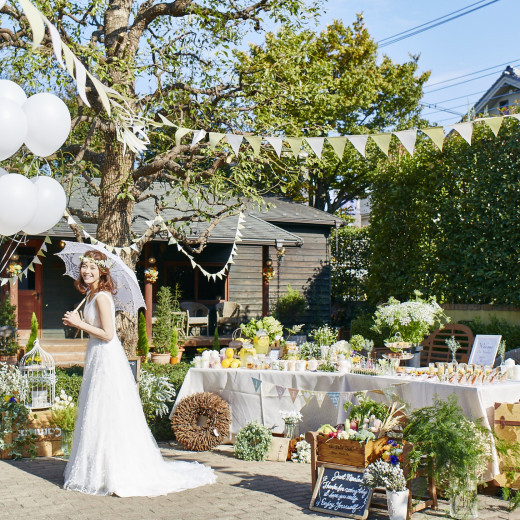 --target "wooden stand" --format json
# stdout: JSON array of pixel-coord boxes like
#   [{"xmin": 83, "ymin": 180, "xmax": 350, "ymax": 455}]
[{"xmin": 305, "ymin": 432, "xmax": 438, "ymax": 519}]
